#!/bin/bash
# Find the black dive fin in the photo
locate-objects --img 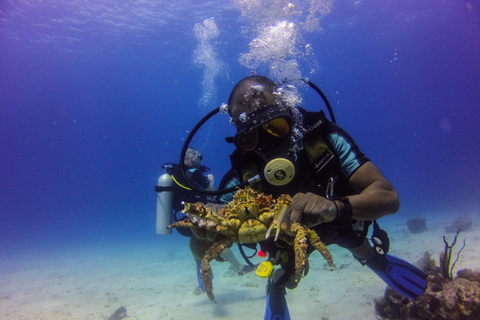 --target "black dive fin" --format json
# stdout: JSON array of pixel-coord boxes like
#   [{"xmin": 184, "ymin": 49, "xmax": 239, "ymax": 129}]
[
  {"xmin": 264, "ymin": 282, "xmax": 291, "ymax": 320},
  {"xmin": 367, "ymin": 253, "xmax": 428, "ymax": 300}
]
